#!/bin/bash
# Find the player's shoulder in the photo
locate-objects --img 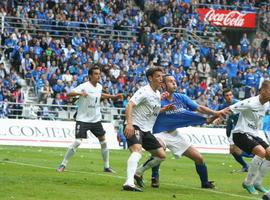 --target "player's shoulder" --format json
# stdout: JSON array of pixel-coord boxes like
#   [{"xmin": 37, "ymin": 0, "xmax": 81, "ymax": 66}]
[
  {"xmin": 97, "ymin": 82, "xmax": 103, "ymax": 89},
  {"xmin": 173, "ymin": 92, "xmax": 190, "ymax": 101},
  {"xmin": 232, "ymin": 99, "xmax": 240, "ymax": 105},
  {"xmin": 173, "ymin": 92, "xmax": 185, "ymax": 98},
  {"xmin": 79, "ymin": 81, "xmax": 89, "ymax": 87}
]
